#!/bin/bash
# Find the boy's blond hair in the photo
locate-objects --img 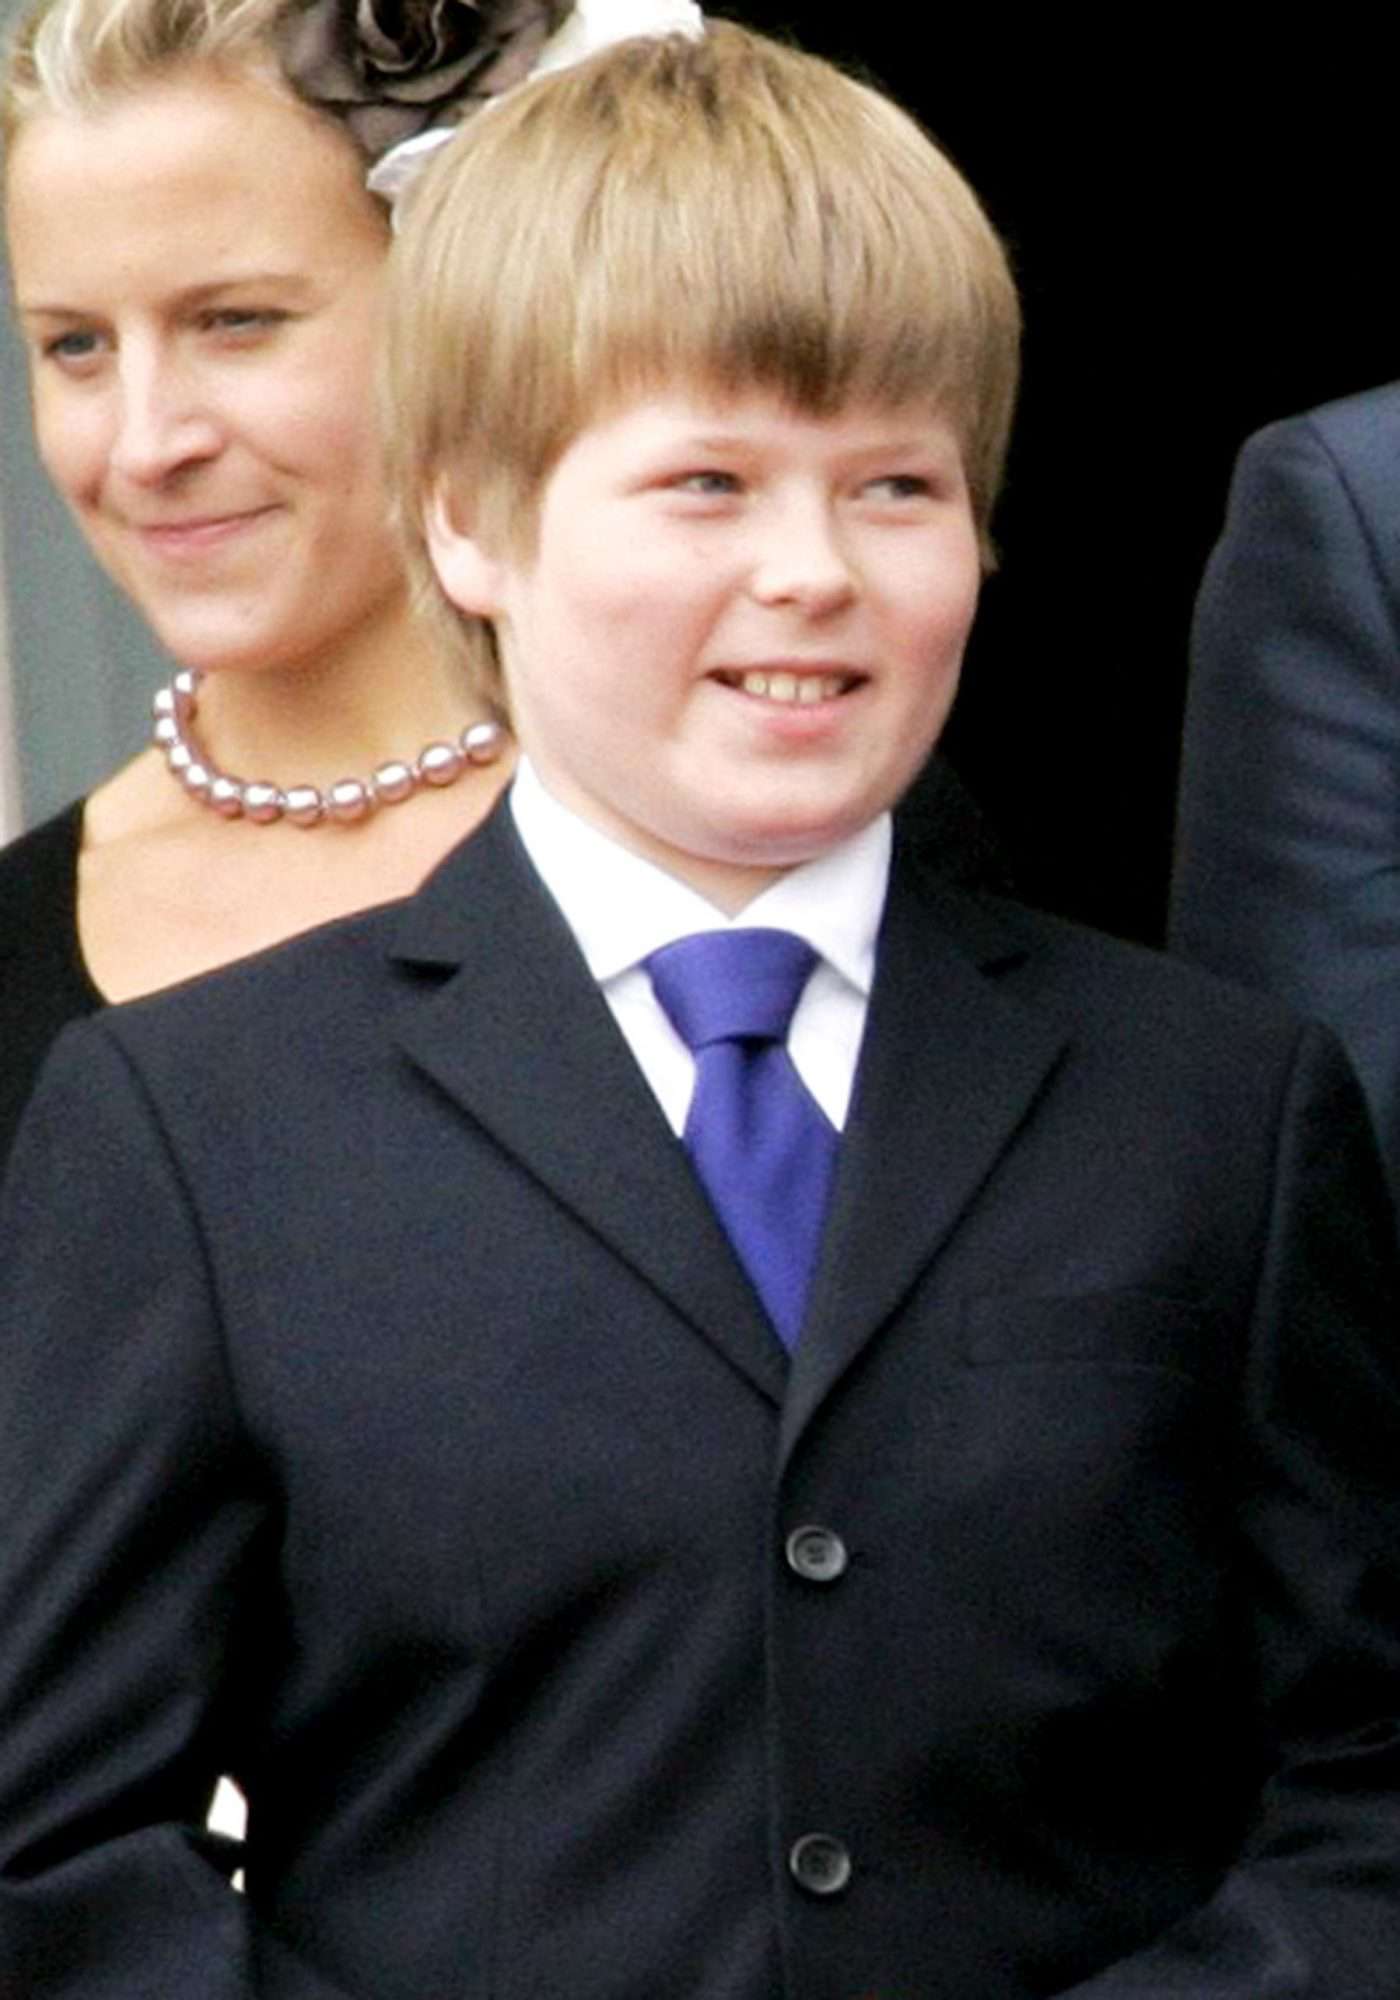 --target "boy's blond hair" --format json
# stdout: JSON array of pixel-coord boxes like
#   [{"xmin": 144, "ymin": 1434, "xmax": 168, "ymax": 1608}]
[{"xmin": 385, "ymin": 21, "xmax": 1020, "ymax": 694}]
